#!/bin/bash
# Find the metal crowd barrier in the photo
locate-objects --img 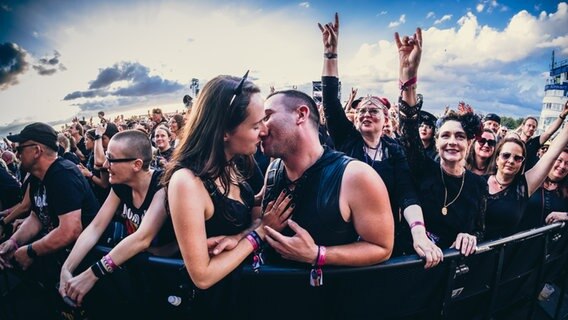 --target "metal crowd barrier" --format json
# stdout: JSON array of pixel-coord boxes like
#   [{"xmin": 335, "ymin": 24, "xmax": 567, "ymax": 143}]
[{"xmin": 2, "ymin": 223, "xmax": 568, "ymax": 319}]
